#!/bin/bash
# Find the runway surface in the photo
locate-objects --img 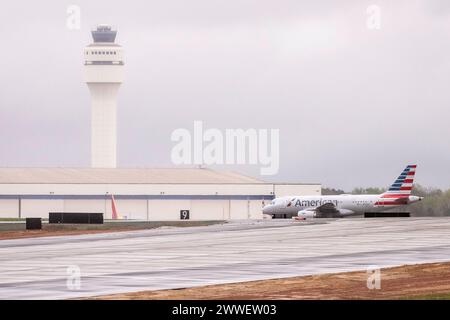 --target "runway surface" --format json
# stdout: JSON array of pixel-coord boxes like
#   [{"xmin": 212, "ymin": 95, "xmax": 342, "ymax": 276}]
[{"xmin": 1, "ymin": 217, "xmax": 450, "ymax": 299}]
